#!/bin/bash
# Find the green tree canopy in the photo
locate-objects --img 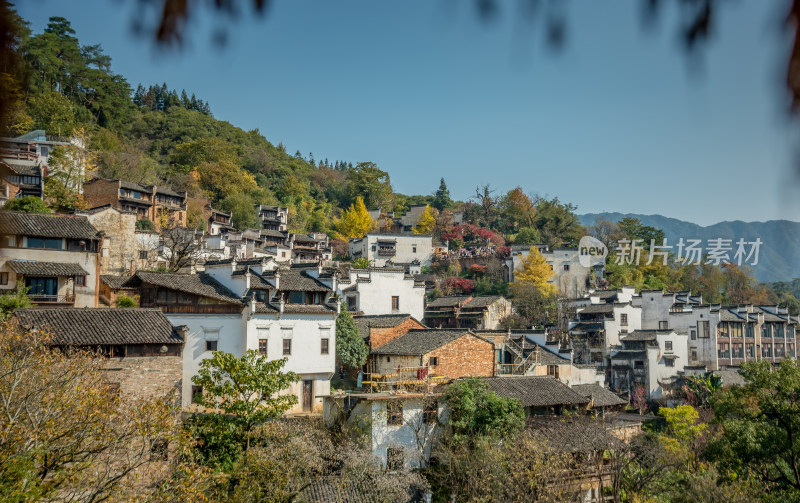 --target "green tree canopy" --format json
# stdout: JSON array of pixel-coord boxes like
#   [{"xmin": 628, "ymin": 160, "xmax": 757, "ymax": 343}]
[
  {"xmin": 443, "ymin": 377, "xmax": 524, "ymax": 439},
  {"xmin": 336, "ymin": 307, "xmax": 368, "ymax": 370},
  {"xmin": 2, "ymin": 196, "xmax": 50, "ymax": 213}
]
